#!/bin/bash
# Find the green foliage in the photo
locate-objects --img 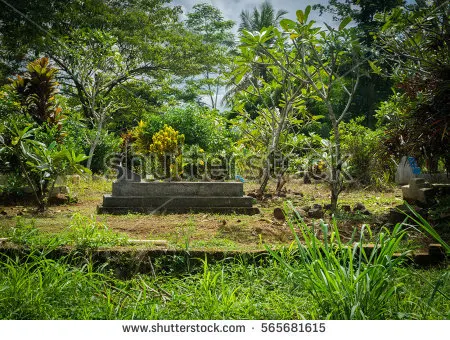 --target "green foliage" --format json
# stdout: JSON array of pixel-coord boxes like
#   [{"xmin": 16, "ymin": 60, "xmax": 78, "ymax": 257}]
[
  {"xmin": 0, "ymin": 123, "xmax": 90, "ymax": 210},
  {"xmin": 146, "ymin": 124, "xmax": 184, "ymax": 179},
  {"xmin": 374, "ymin": 1, "xmax": 450, "ymax": 173},
  {"xmin": 403, "ymin": 202, "xmax": 450, "ymax": 255},
  {"xmin": 85, "ymin": 130, "xmax": 122, "ymax": 174},
  {"xmin": 339, "ymin": 117, "xmax": 395, "ymax": 189},
  {"xmin": 10, "ymin": 57, "xmax": 63, "ymax": 127},
  {"xmin": 8, "ymin": 218, "xmax": 46, "ymax": 247},
  {"xmin": 0, "ymin": 86, "xmax": 21, "ymax": 122},
  {"xmin": 136, "ymin": 105, "xmax": 232, "ymax": 153},
  {"xmin": 186, "ymin": 3, "xmax": 235, "ymax": 109},
  {"xmin": 65, "ymin": 214, "xmax": 128, "ymax": 249},
  {"xmin": 239, "ymin": 1, "xmax": 288, "ymax": 33},
  {"xmin": 0, "ymin": 247, "xmax": 447, "ymax": 319},
  {"xmin": 270, "ymin": 202, "xmax": 410, "ymax": 319}
]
